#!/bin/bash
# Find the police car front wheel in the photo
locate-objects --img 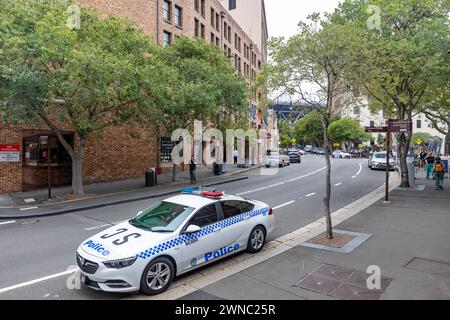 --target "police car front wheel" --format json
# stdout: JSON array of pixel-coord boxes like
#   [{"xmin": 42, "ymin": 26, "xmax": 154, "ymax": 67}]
[
  {"xmin": 140, "ymin": 257, "xmax": 175, "ymax": 295},
  {"xmin": 247, "ymin": 226, "xmax": 266, "ymax": 253}
]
